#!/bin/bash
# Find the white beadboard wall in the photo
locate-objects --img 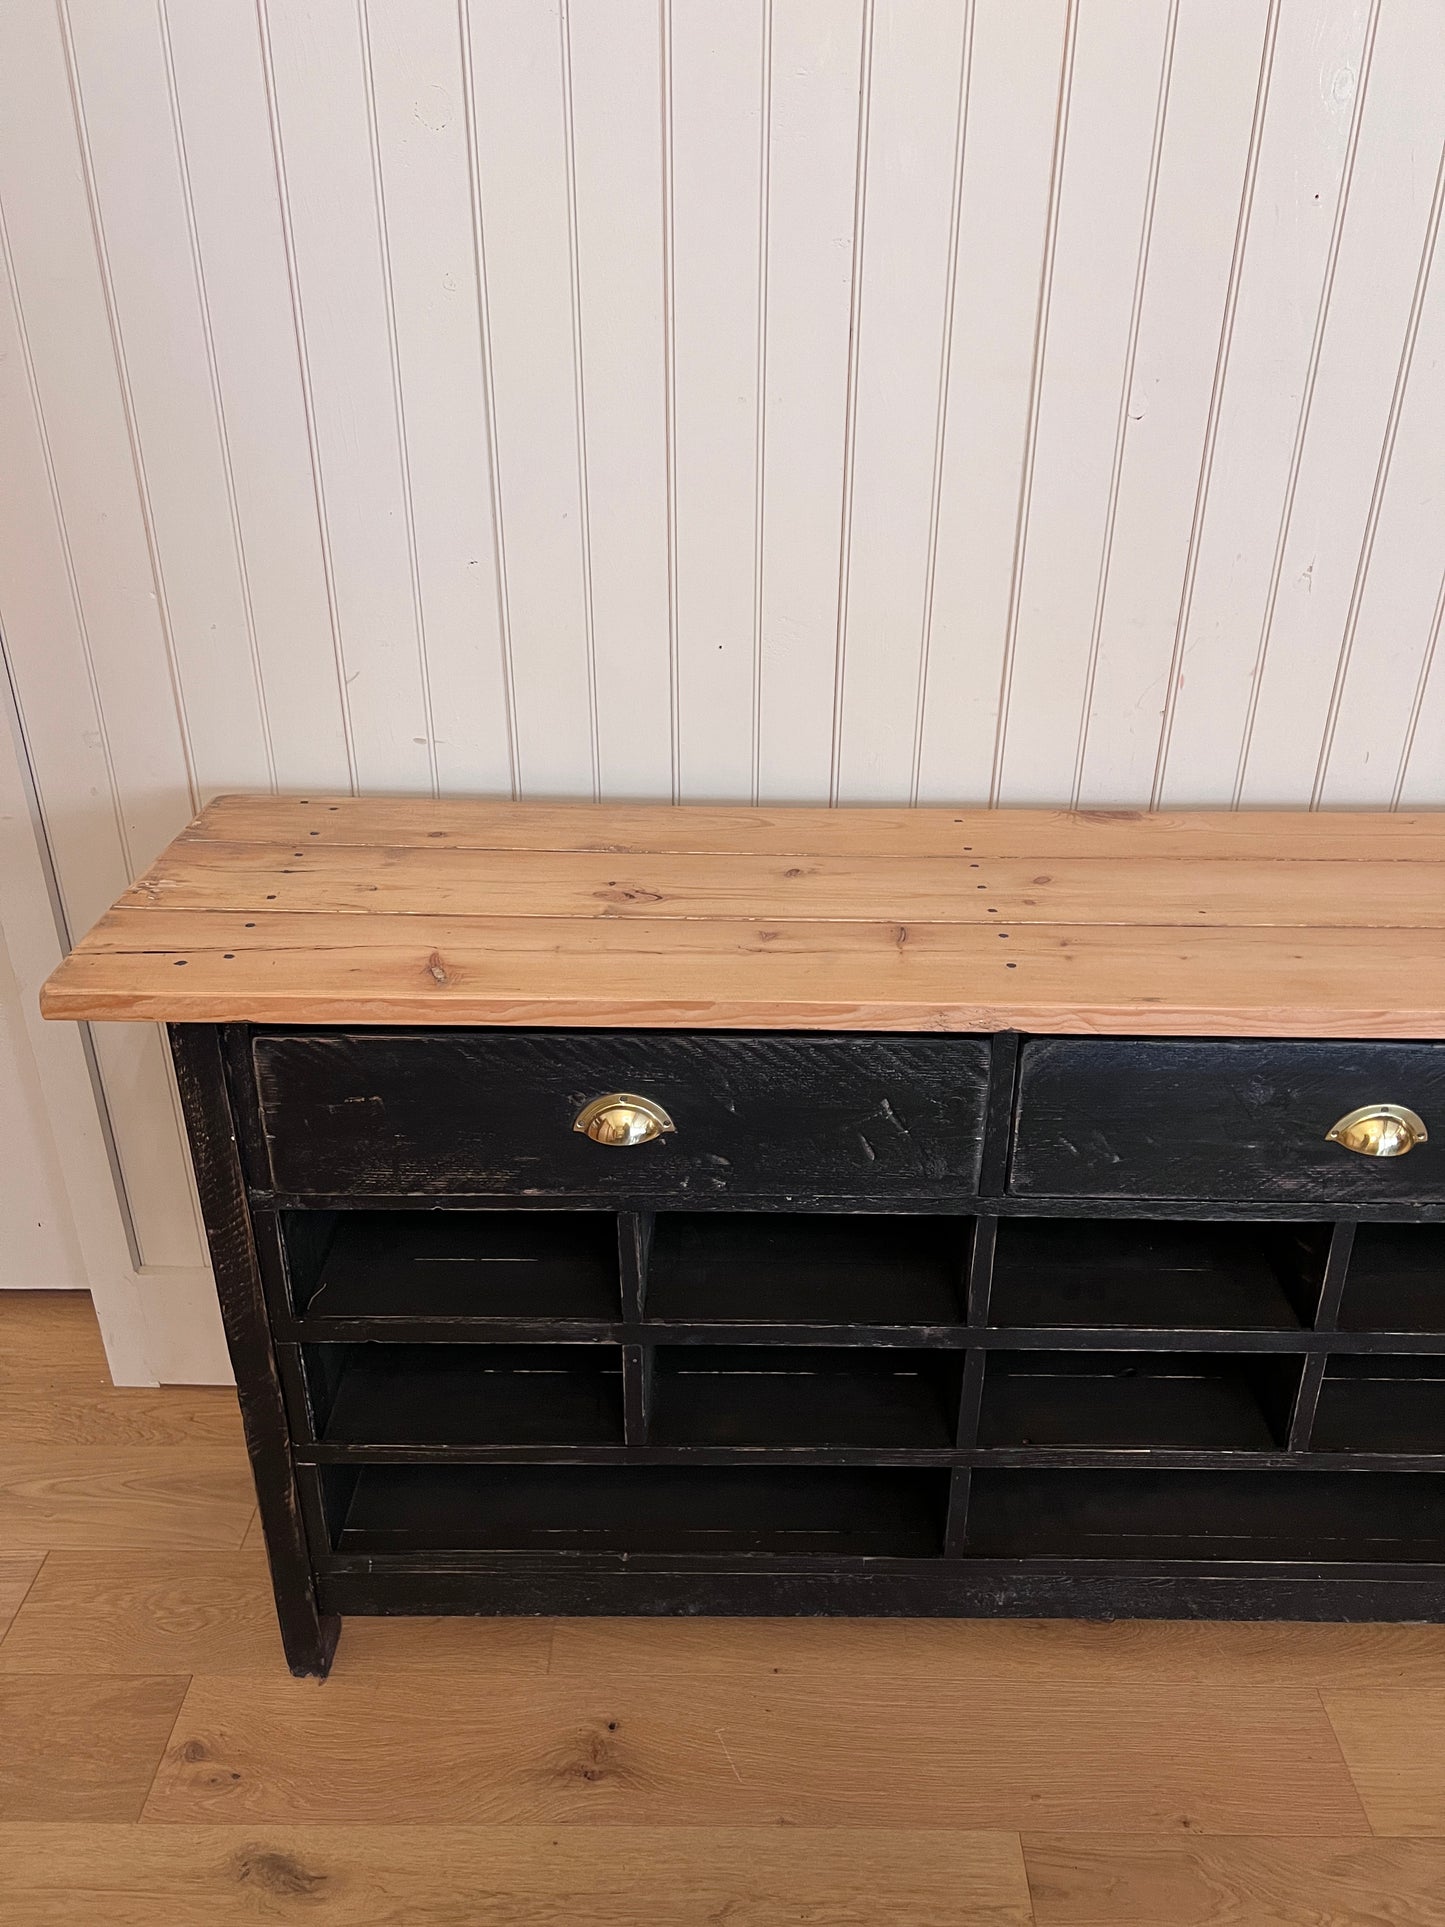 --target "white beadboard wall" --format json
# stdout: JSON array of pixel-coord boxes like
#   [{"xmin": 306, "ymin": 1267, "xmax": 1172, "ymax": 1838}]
[{"xmin": 1, "ymin": 0, "xmax": 1444, "ymax": 1368}]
